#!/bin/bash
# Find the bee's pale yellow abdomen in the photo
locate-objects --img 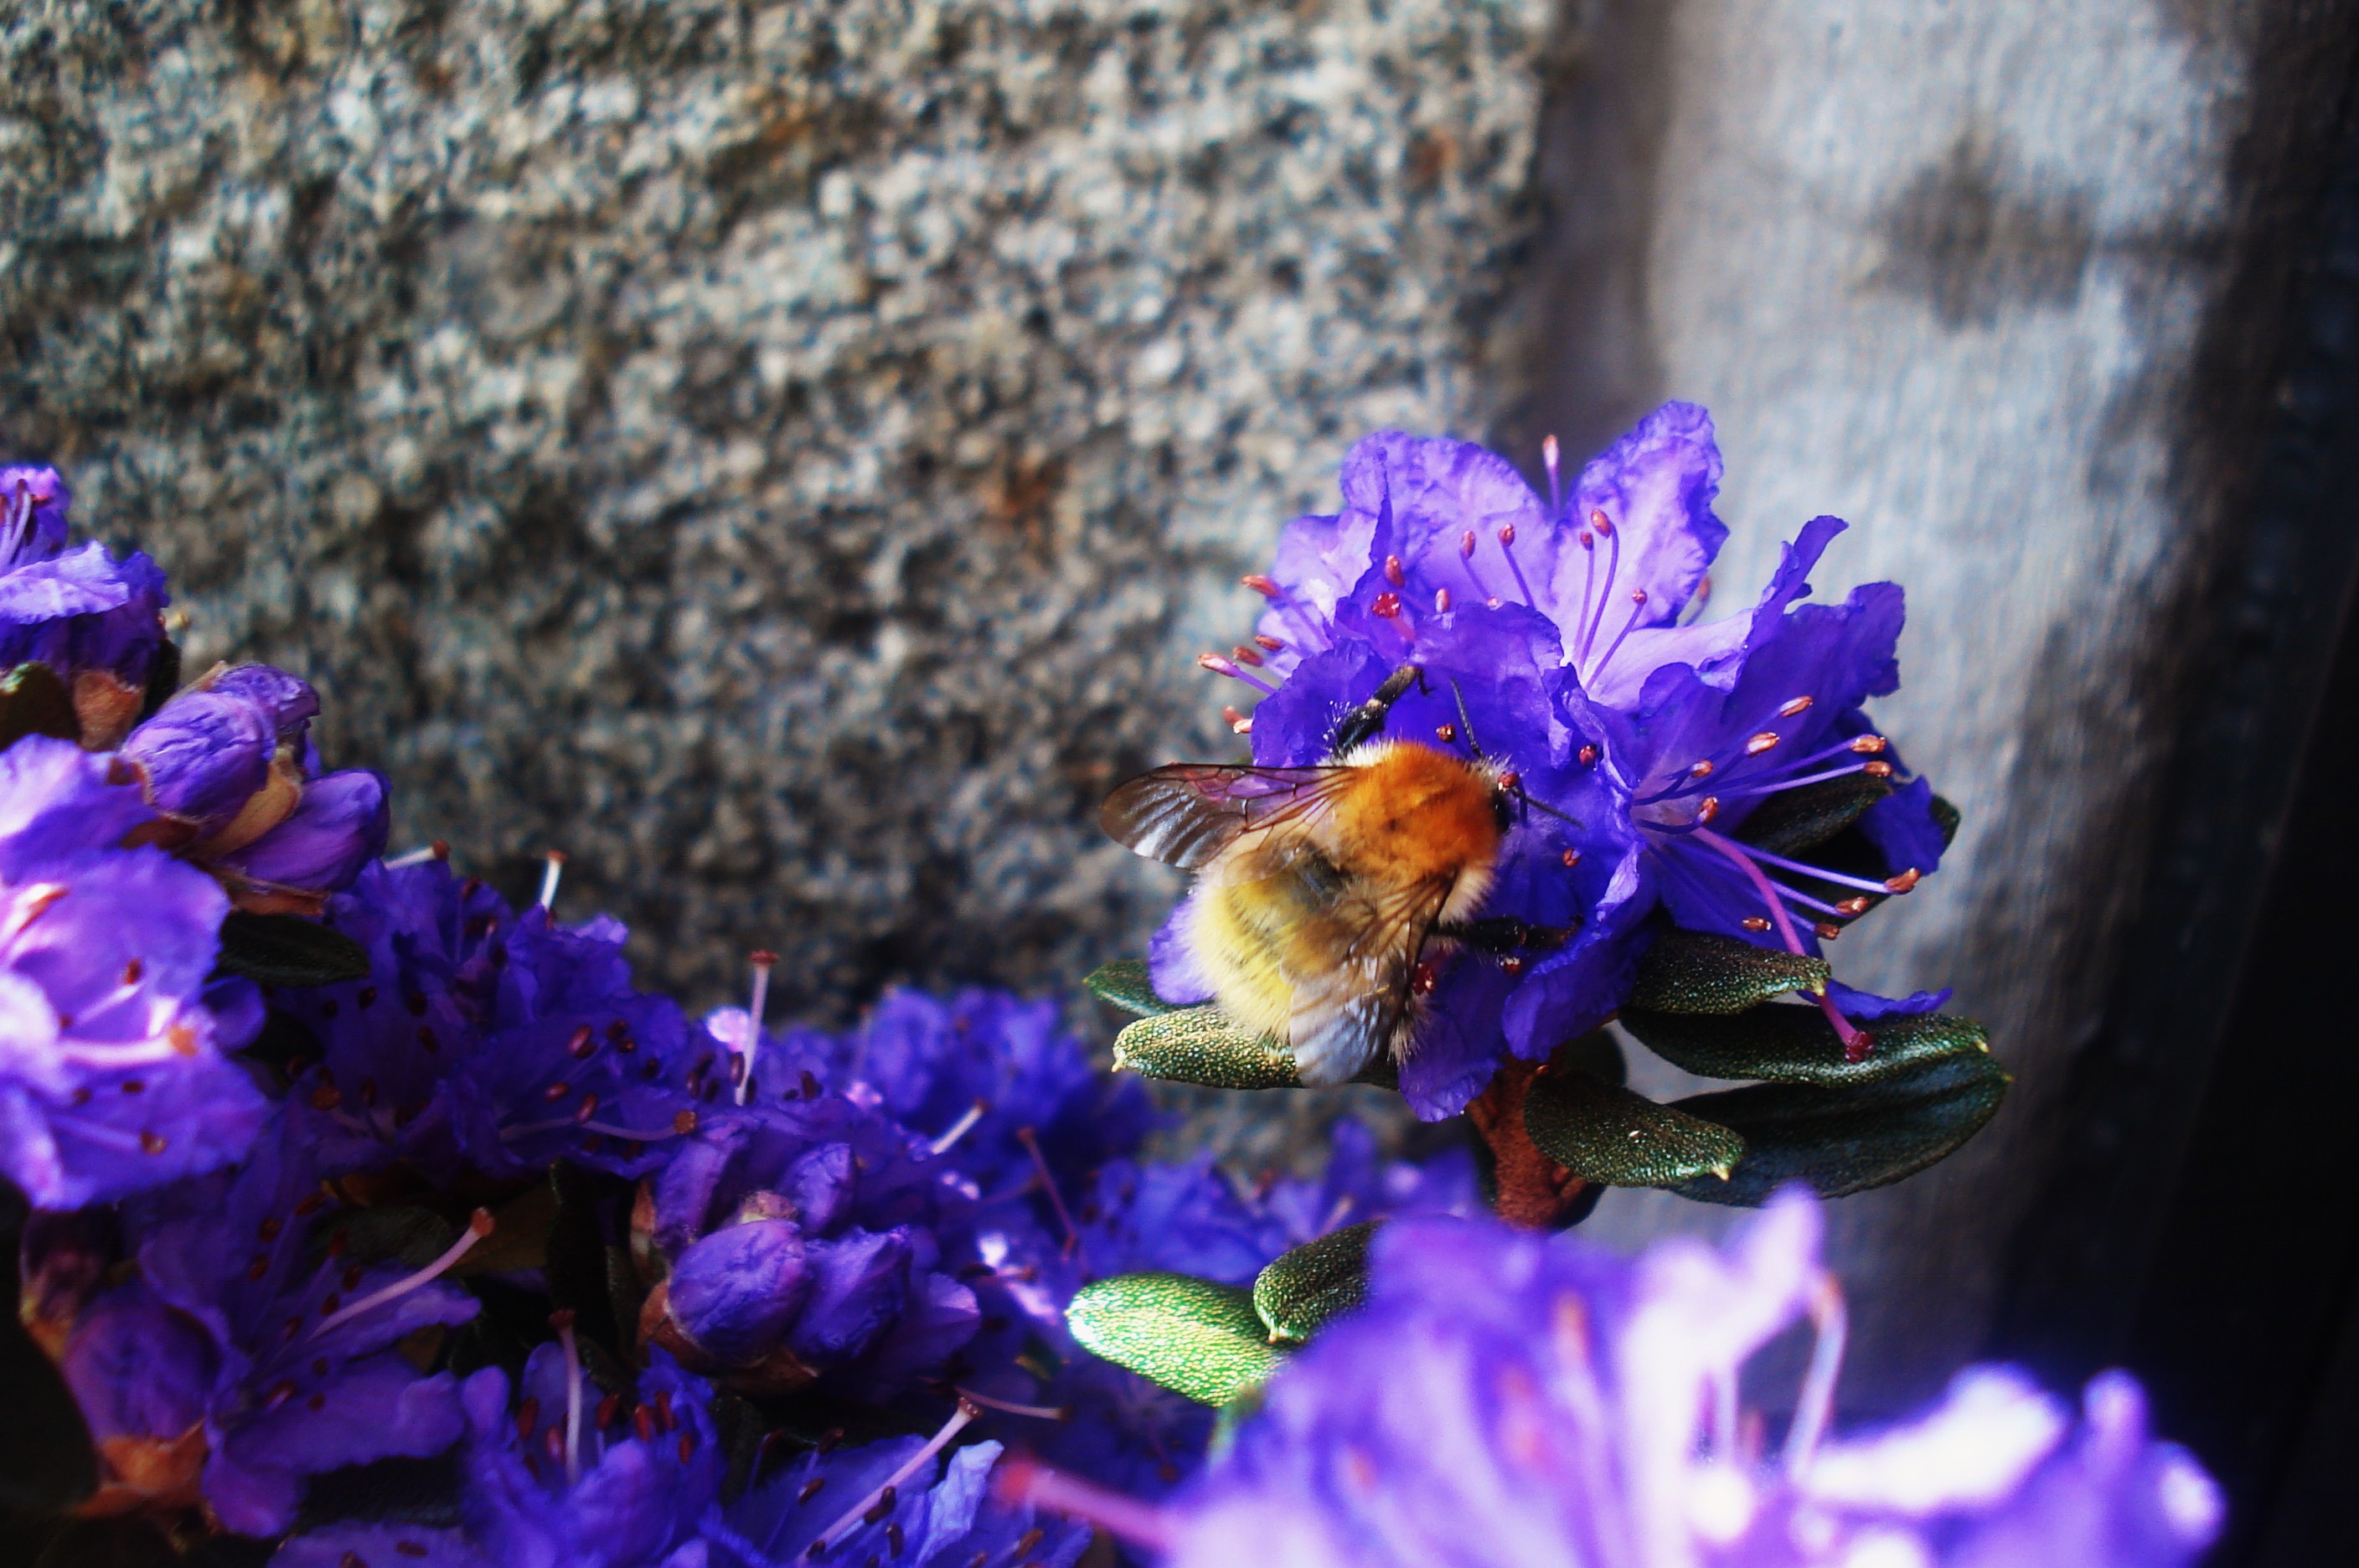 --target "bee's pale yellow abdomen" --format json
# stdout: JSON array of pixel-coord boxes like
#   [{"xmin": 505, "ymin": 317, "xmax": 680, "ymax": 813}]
[{"xmin": 1180, "ymin": 743, "xmax": 1502, "ymax": 1058}]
